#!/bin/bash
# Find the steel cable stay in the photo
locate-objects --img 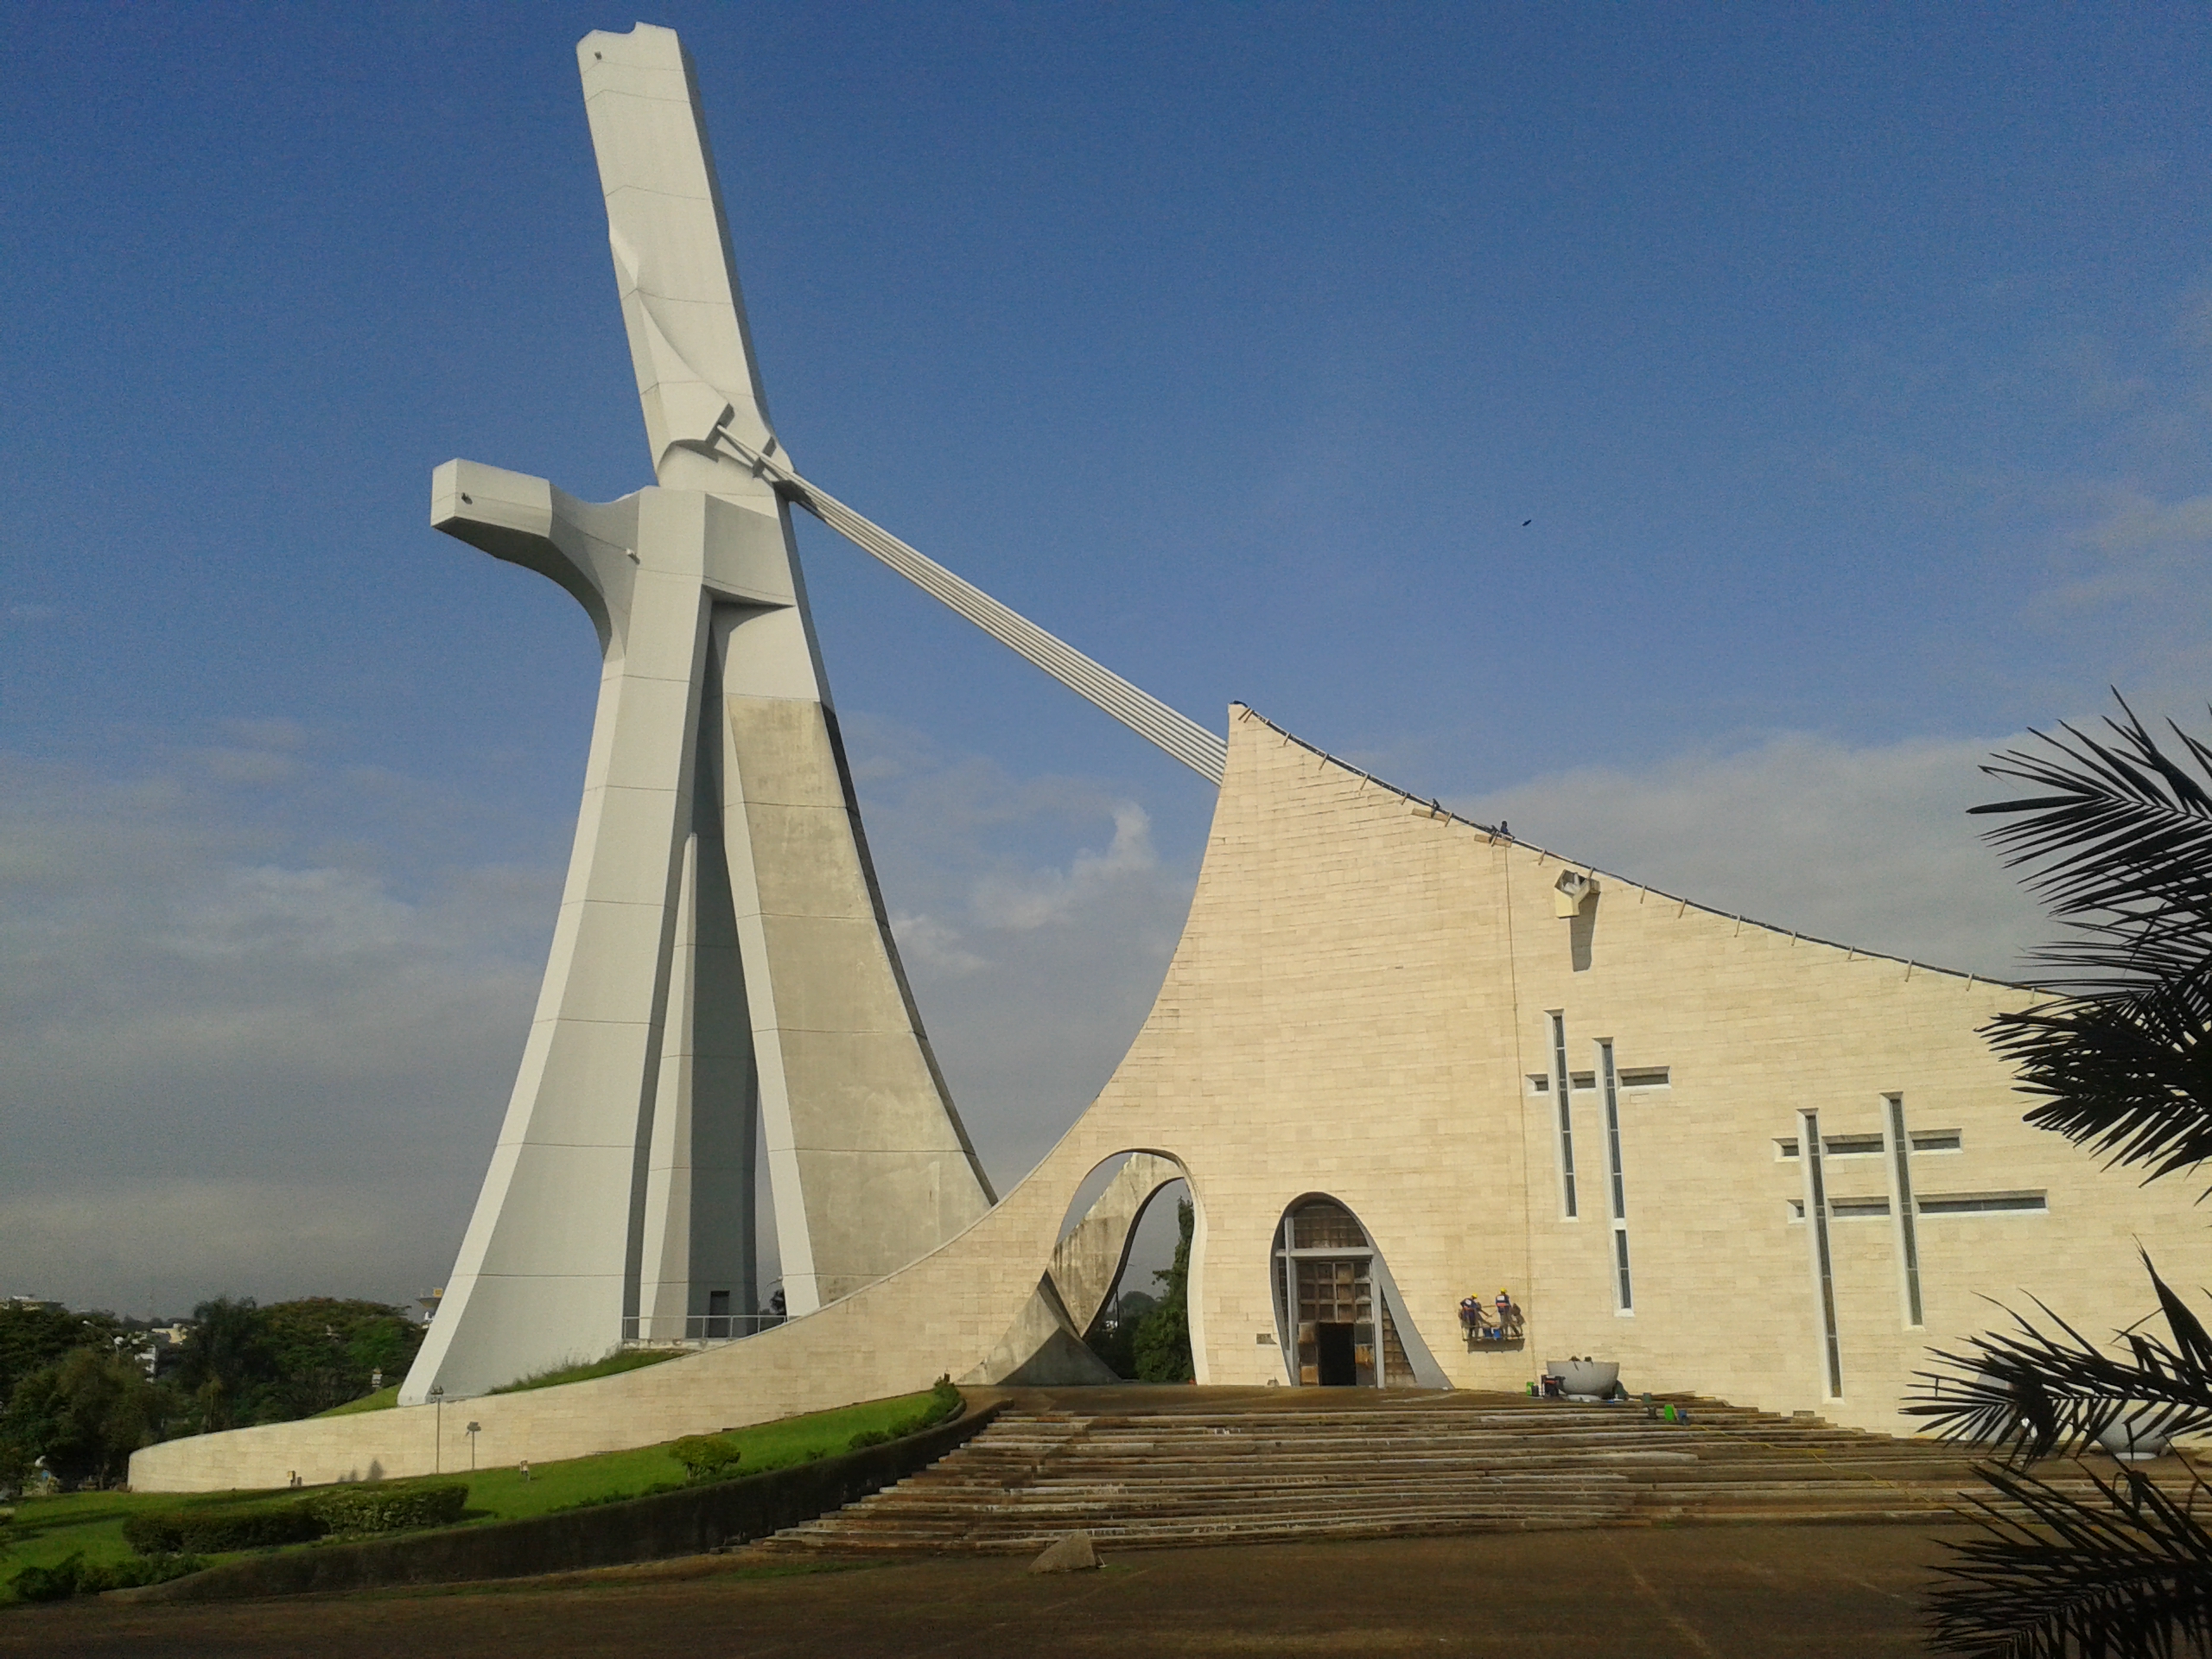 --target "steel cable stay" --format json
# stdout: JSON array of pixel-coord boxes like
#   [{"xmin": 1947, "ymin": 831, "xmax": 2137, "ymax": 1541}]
[{"xmin": 711, "ymin": 430, "xmax": 1229, "ymax": 785}]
